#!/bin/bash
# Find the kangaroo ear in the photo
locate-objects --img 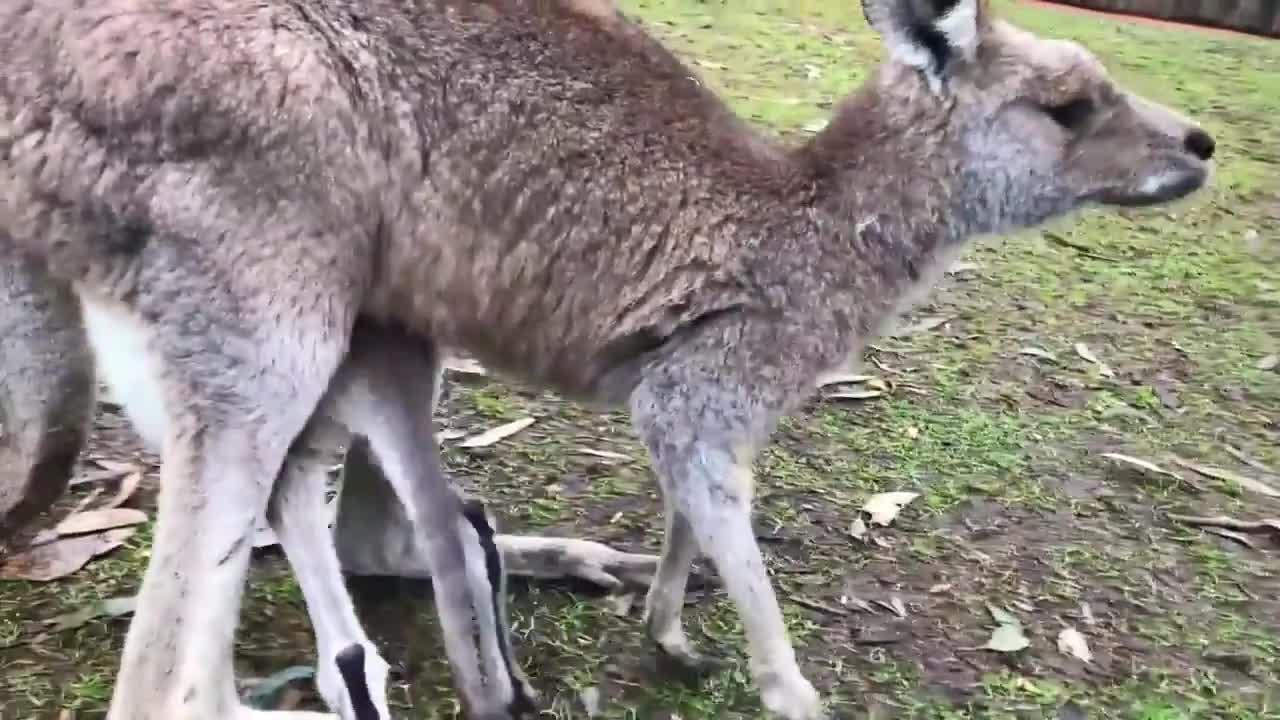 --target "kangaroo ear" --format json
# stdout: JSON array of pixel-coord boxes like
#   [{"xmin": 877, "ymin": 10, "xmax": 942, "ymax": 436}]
[{"xmin": 862, "ymin": 0, "xmax": 983, "ymax": 81}]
